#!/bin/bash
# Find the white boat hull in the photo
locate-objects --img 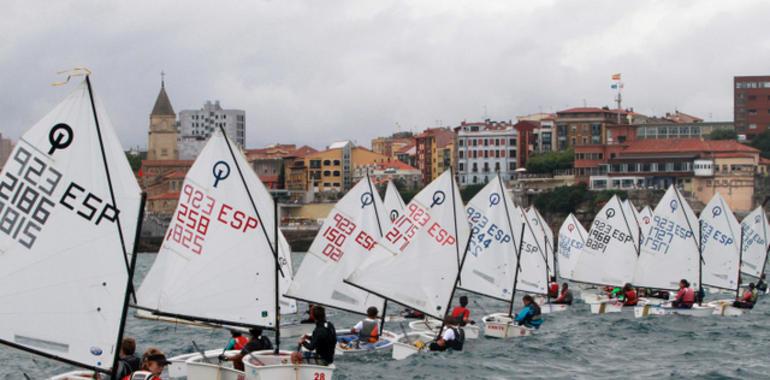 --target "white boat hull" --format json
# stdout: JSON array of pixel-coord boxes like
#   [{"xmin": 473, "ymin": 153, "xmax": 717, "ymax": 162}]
[
  {"xmin": 243, "ymin": 350, "xmax": 335, "ymax": 380},
  {"xmin": 708, "ymin": 299, "xmax": 748, "ymax": 317},
  {"xmin": 634, "ymin": 303, "xmax": 715, "ymax": 318},
  {"xmin": 482, "ymin": 313, "xmax": 536, "ymax": 338},
  {"xmin": 49, "ymin": 371, "xmax": 95, "ymax": 380},
  {"xmin": 335, "ymin": 329, "xmax": 396, "ymax": 355},
  {"xmin": 539, "ymin": 303, "xmax": 569, "ymax": 314},
  {"xmin": 590, "ymin": 298, "xmax": 650, "ymax": 314},
  {"xmin": 407, "ymin": 319, "xmax": 480, "ymax": 339},
  {"xmin": 390, "ymin": 331, "xmax": 435, "ymax": 360}
]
